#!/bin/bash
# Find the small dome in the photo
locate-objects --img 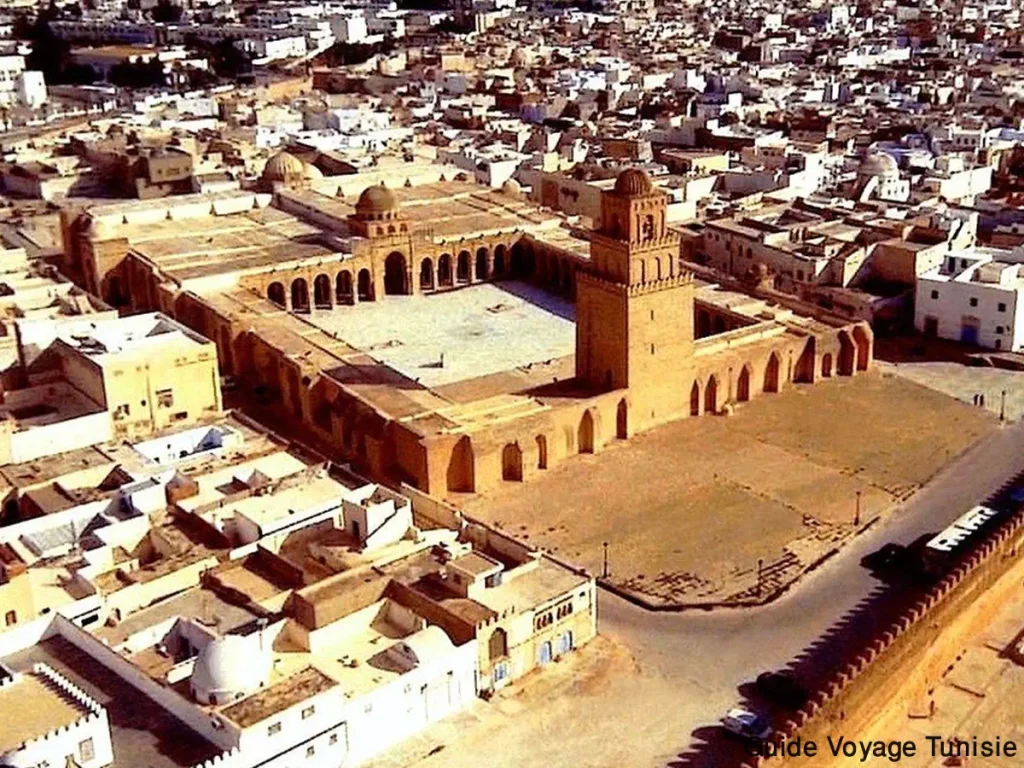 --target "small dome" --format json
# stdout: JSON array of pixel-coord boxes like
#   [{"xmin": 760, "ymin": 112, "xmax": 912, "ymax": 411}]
[
  {"xmin": 262, "ymin": 151, "xmax": 305, "ymax": 183},
  {"xmin": 613, "ymin": 168, "xmax": 654, "ymax": 197},
  {"xmin": 191, "ymin": 635, "xmax": 271, "ymax": 706},
  {"xmin": 302, "ymin": 162, "xmax": 324, "ymax": 180},
  {"xmin": 859, "ymin": 151, "xmax": 899, "ymax": 180},
  {"xmin": 501, "ymin": 178, "xmax": 522, "ymax": 197},
  {"xmin": 355, "ymin": 183, "xmax": 398, "ymax": 215}
]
